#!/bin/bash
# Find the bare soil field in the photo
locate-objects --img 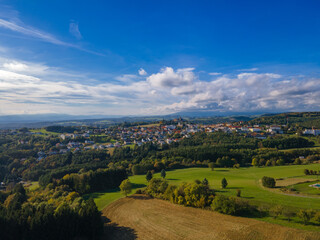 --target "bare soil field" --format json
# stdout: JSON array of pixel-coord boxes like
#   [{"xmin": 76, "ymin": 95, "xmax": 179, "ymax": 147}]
[{"xmin": 102, "ymin": 195, "xmax": 320, "ymax": 240}]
